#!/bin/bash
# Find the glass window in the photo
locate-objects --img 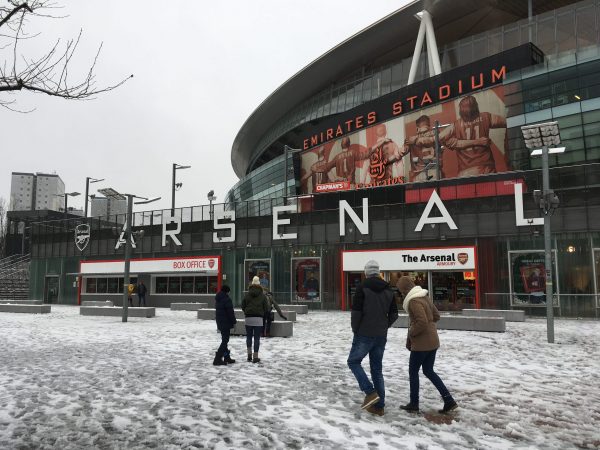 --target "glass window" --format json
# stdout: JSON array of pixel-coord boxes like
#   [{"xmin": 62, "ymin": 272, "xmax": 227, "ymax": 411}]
[
  {"xmin": 97, "ymin": 278, "xmax": 107, "ymax": 294},
  {"xmin": 379, "ymin": 67, "xmax": 392, "ymax": 96},
  {"xmin": 208, "ymin": 276, "xmax": 219, "ymax": 294},
  {"xmin": 536, "ymin": 16, "xmax": 556, "ymax": 55},
  {"xmin": 86, "ymin": 278, "xmax": 97, "ymax": 294},
  {"xmin": 107, "ymin": 278, "xmax": 119, "ymax": 293},
  {"xmin": 181, "ymin": 276, "xmax": 194, "ymax": 294},
  {"xmin": 168, "ymin": 277, "xmax": 181, "ymax": 294},
  {"xmin": 156, "ymin": 277, "xmax": 168, "ymax": 294},
  {"xmin": 119, "ymin": 278, "xmax": 124, "ymax": 293},
  {"xmin": 194, "ymin": 277, "xmax": 208, "ymax": 294},
  {"xmin": 556, "ymin": 11, "xmax": 575, "ymax": 54},
  {"xmin": 576, "ymin": 7, "xmax": 598, "ymax": 50}
]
